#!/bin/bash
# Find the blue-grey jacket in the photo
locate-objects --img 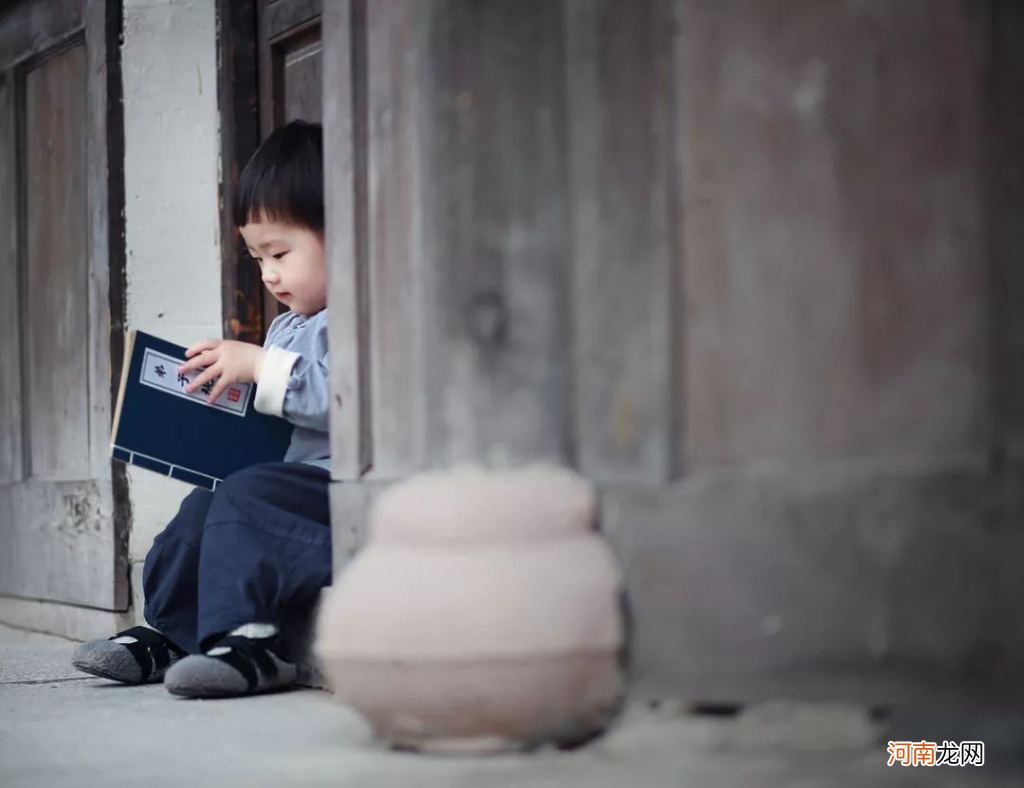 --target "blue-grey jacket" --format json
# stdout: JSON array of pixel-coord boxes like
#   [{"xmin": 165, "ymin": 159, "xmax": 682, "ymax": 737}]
[{"xmin": 253, "ymin": 309, "xmax": 330, "ymax": 471}]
